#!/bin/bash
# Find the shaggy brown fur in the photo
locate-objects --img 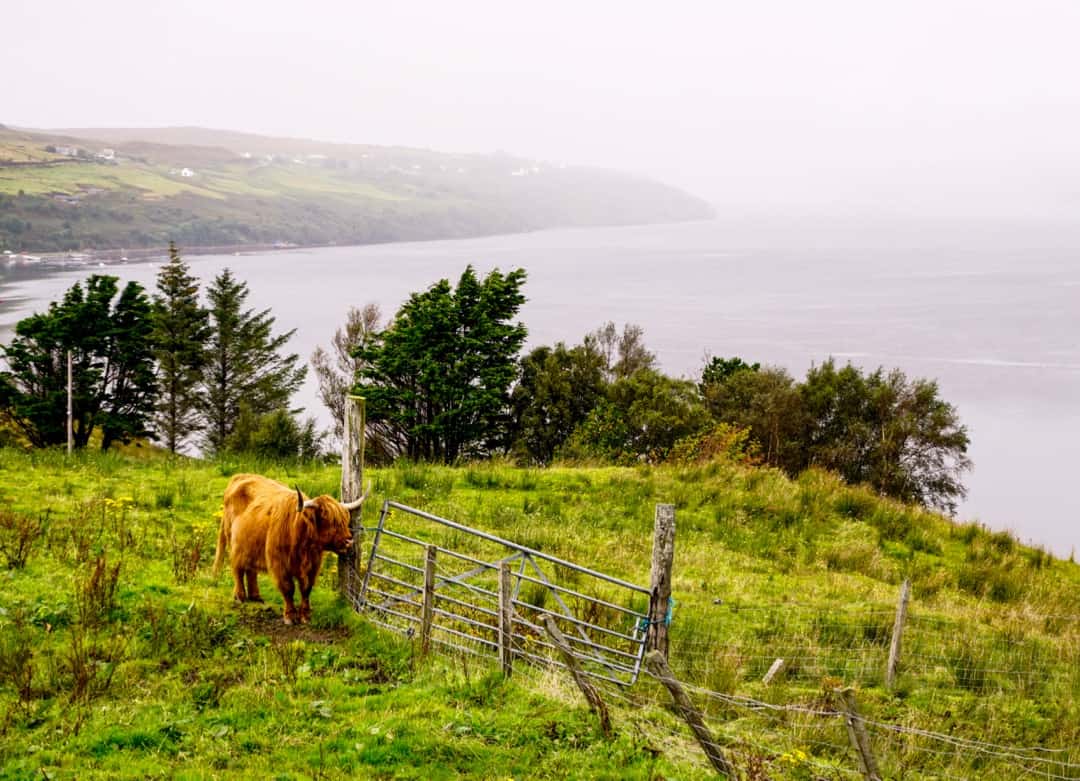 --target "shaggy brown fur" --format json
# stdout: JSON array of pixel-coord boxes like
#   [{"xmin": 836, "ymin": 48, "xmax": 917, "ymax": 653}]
[{"xmin": 212, "ymin": 474, "xmax": 354, "ymax": 625}]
